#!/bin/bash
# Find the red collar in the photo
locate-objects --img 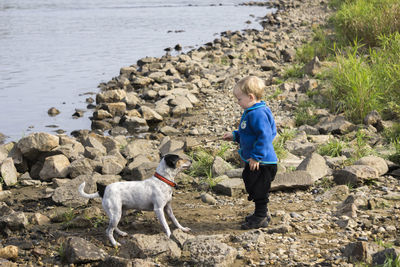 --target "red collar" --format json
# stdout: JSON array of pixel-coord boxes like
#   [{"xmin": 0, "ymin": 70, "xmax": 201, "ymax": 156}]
[{"xmin": 154, "ymin": 172, "xmax": 176, "ymax": 187}]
